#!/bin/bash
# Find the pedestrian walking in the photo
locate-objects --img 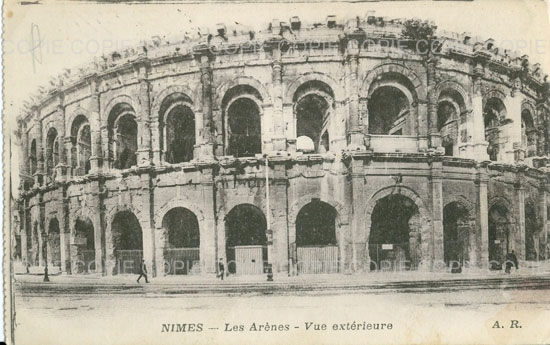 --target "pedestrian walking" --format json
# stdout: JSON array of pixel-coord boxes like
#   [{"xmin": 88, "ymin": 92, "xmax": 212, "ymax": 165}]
[
  {"xmin": 137, "ymin": 259, "xmax": 149, "ymax": 283},
  {"xmin": 217, "ymin": 258, "xmax": 225, "ymax": 280}
]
